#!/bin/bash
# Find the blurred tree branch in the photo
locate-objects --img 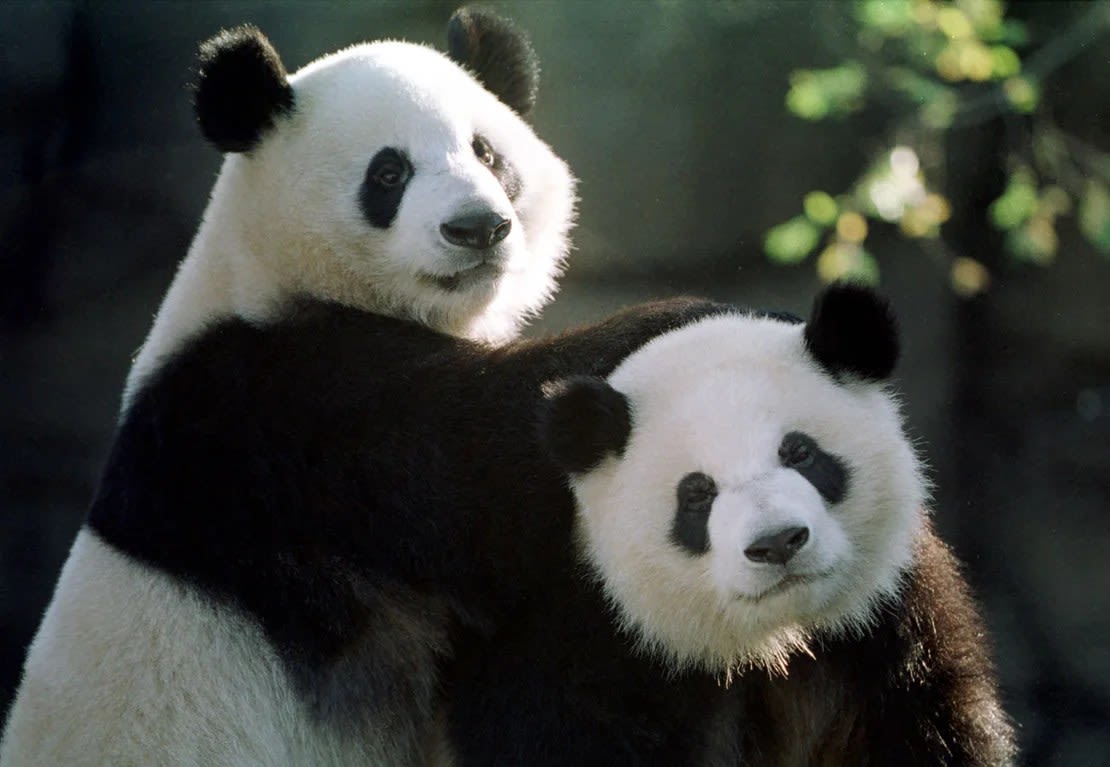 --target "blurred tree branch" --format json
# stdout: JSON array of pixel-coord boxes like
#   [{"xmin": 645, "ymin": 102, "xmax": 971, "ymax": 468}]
[{"xmin": 762, "ymin": 0, "xmax": 1110, "ymax": 293}]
